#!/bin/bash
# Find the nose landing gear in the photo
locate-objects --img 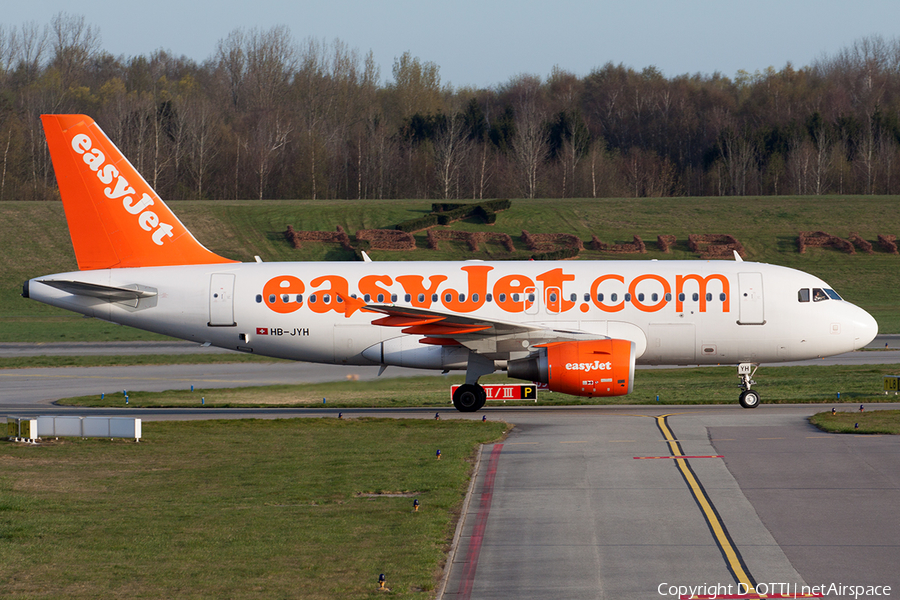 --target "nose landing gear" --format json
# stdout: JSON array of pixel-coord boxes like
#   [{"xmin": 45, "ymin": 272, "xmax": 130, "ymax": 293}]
[{"xmin": 738, "ymin": 363, "xmax": 760, "ymax": 408}]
